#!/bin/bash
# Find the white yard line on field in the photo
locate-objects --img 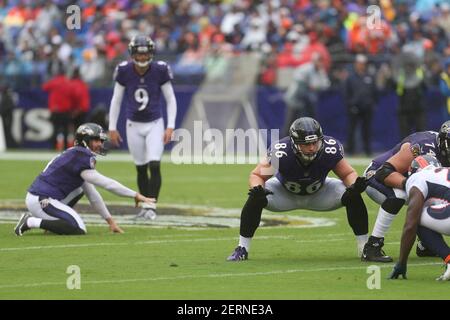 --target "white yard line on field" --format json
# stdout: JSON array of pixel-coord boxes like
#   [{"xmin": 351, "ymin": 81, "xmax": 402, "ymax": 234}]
[
  {"xmin": 4, "ymin": 231, "xmax": 405, "ymax": 252},
  {"xmin": 0, "ymin": 235, "xmax": 347, "ymax": 252},
  {"xmin": 0, "ymin": 262, "xmax": 441, "ymax": 290}
]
